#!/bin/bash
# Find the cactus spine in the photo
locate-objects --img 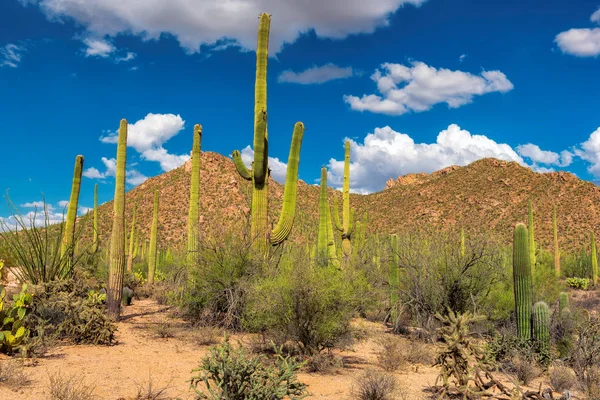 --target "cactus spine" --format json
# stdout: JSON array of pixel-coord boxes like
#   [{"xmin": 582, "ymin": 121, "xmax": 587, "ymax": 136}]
[
  {"xmin": 187, "ymin": 124, "xmax": 202, "ymax": 264},
  {"xmin": 61, "ymin": 155, "xmax": 84, "ymax": 276},
  {"xmin": 126, "ymin": 206, "xmax": 136, "ymax": 272},
  {"xmin": 148, "ymin": 190, "xmax": 159, "ymax": 284},
  {"xmin": 91, "ymin": 183, "xmax": 99, "ymax": 254},
  {"xmin": 107, "ymin": 119, "xmax": 128, "ymax": 320},
  {"xmin": 592, "ymin": 231, "xmax": 598, "ymax": 285},
  {"xmin": 533, "ymin": 301, "xmax": 550, "ymax": 350},
  {"xmin": 528, "ymin": 200, "xmax": 536, "ymax": 271},
  {"xmin": 559, "ymin": 292, "xmax": 569, "ymax": 315},
  {"xmin": 333, "ymin": 140, "xmax": 354, "ymax": 258},
  {"xmin": 231, "ymin": 14, "xmax": 304, "ymax": 256},
  {"xmin": 553, "ymin": 204, "xmax": 560, "ymax": 276},
  {"xmin": 513, "ymin": 223, "xmax": 533, "ymax": 340}
]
